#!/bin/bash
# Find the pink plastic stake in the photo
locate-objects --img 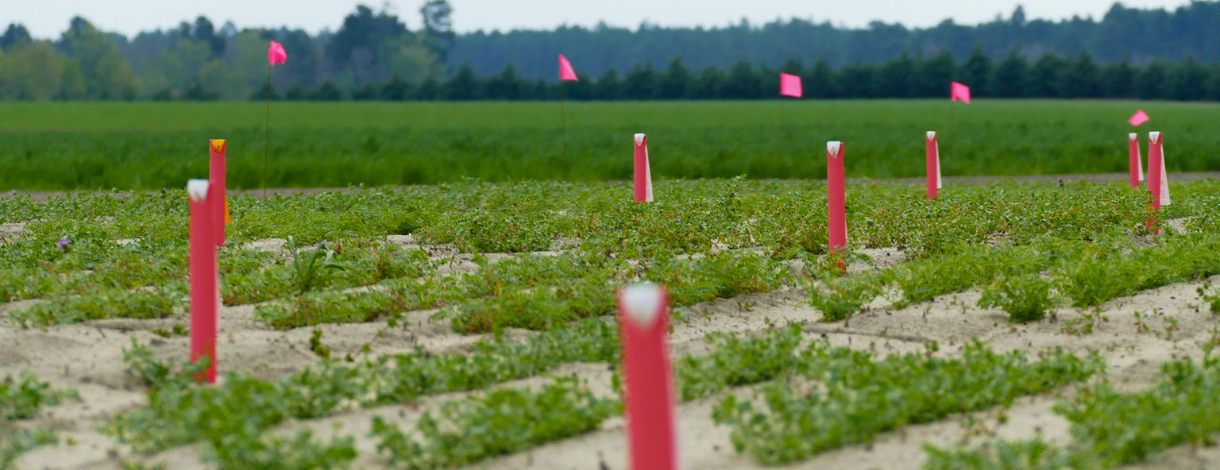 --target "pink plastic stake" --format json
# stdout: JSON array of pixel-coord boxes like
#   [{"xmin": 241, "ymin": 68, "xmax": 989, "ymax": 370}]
[
  {"xmin": 926, "ymin": 132, "xmax": 941, "ymax": 199},
  {"xmin": 633, "ymin": 134, "xmax": 653, "ymax": 202},
  {"xmin": 188, "ymin": 179, "xmax": 218, "ymax": 383},
  {"xmin": 1128, "ymin": 133, "xmax": 1143, "ymax": 189},
  {"xmin": 617, "ymin": 283, "xmax": 677, "ymax": 470},
  {"xmin": 1148, "ymin": 132, "xmax": 1164, "ymax": 214},
  {"xmin": 827, "ymin": 141, "xmax": 847, "ymax": 254},
  {"xmin": 209, "ymin": 140, "xmax": 227, "ymax": 246}
]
